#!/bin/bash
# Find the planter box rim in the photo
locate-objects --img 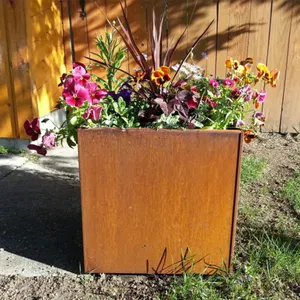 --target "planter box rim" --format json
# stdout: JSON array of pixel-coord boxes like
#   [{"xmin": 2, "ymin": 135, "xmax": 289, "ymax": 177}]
[{"xmin": 77, "ymin": 127, "xmax": 243, "ymax": 135}]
